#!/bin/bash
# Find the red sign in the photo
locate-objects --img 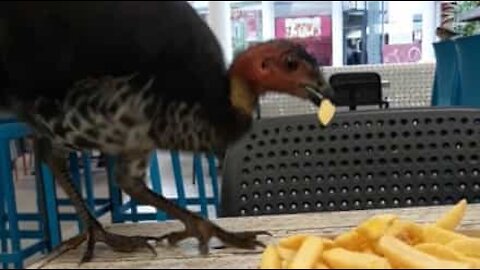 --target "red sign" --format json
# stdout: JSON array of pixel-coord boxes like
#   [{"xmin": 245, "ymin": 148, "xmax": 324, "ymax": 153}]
[
  {"xmin": 275, "ymin": 16, "xmax": 332, "ymax": 39},
  {"xmin": 274, "ymin": 16, "xmax": 333, "ymax": 66}
]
